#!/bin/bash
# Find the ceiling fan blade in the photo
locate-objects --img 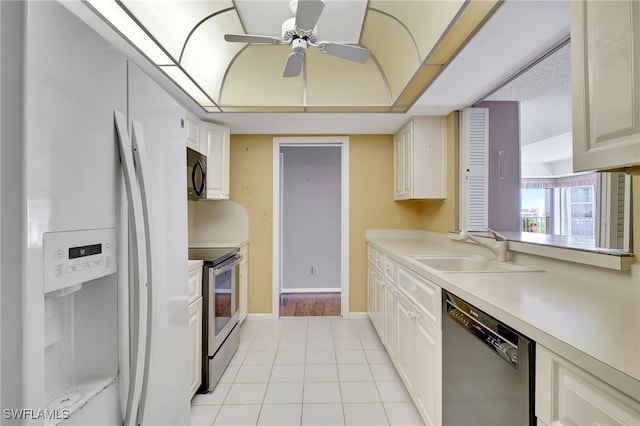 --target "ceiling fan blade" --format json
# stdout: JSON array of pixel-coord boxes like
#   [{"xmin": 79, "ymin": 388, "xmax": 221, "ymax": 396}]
[
  {"xmin": 316, "ymin": 42, "xmax": 370, "ymax": 63},
  {"xmin": 295, "ymin": 0, "xmax": 326, "ymax": 30},
  {"xmin": 224, "ymin": 33, "xmax": 283, "ymax": 44},
  {"xmin": 283, "ymin": 52, "xmax": 304, "ymax": 78}
]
